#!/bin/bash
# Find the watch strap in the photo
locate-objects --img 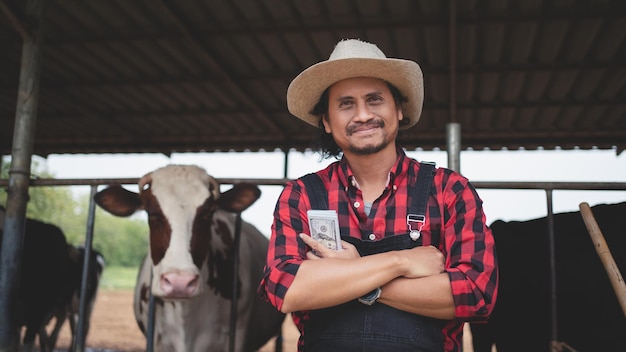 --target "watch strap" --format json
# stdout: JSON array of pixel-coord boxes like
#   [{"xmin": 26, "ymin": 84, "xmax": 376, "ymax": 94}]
[{"xmin": 358, "ymin": 287, "xmax": 382, "ymax": 305}]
